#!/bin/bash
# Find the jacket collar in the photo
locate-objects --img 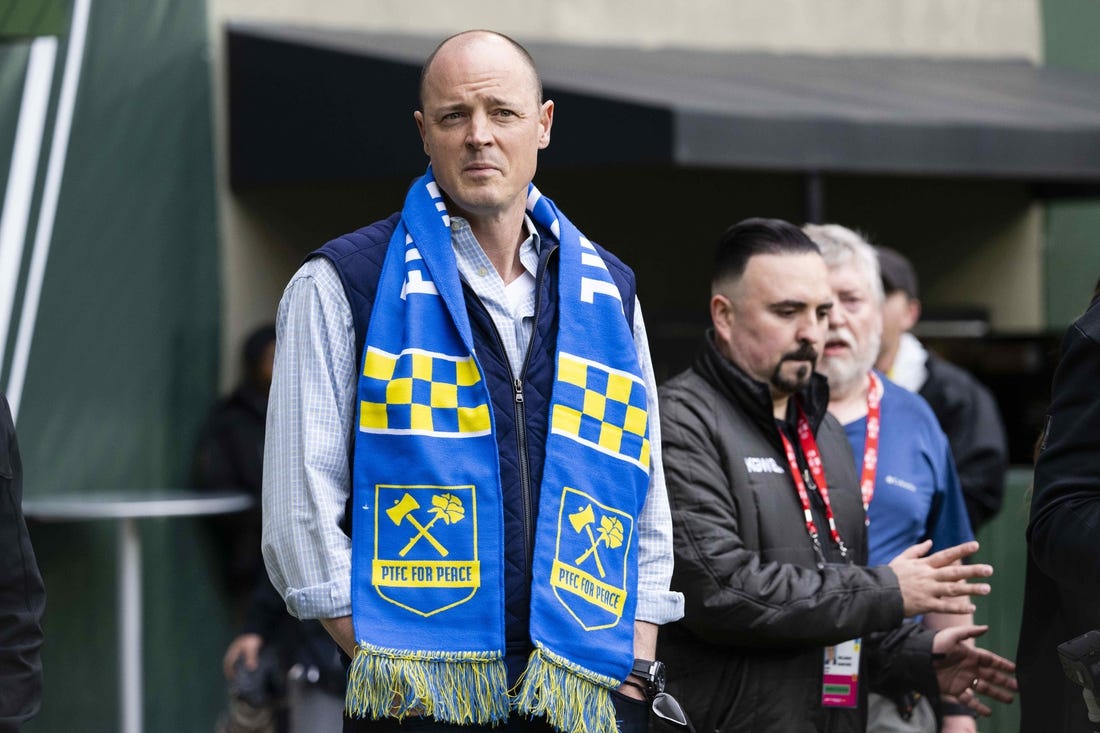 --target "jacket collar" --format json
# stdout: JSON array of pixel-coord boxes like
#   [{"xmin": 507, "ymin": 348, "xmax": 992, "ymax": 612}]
[{"xmin": 692, "ymin": 329, "xmax": 831, "ymax": 446}]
